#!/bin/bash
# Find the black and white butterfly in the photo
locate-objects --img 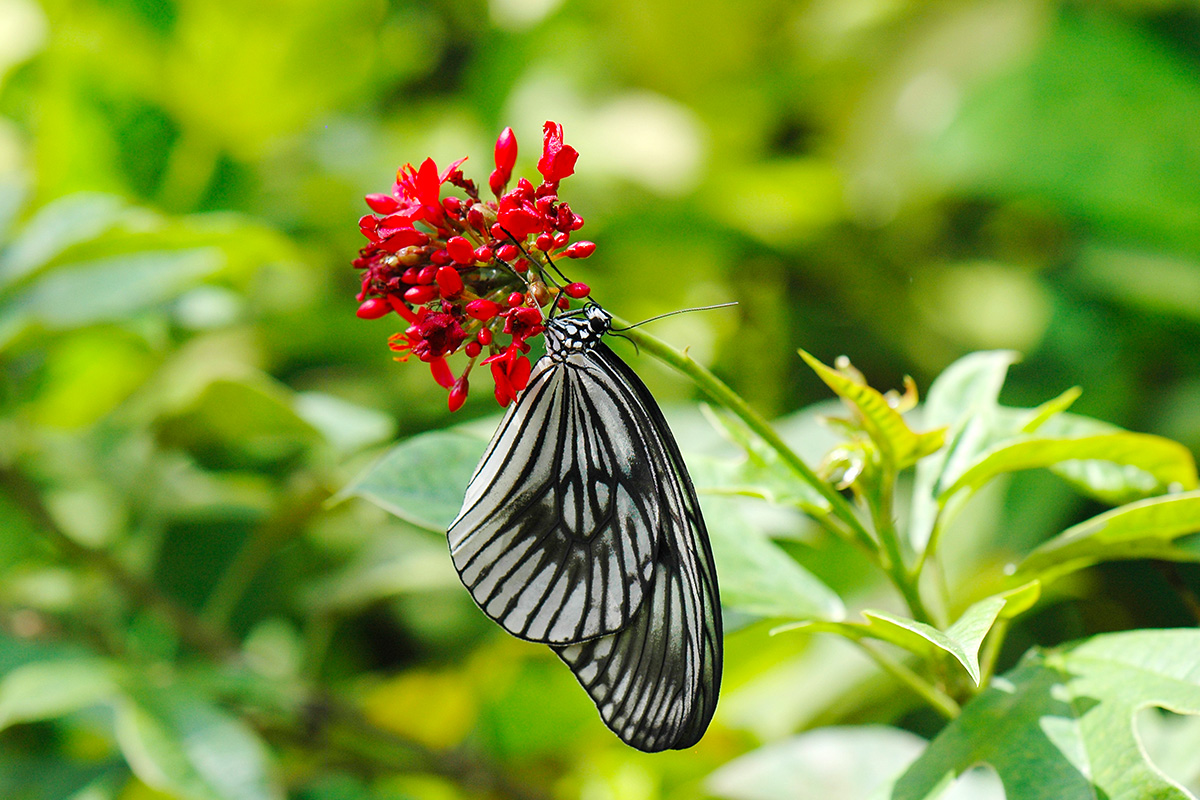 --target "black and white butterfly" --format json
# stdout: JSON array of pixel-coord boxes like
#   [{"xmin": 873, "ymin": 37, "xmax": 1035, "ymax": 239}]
[{"xmin": 447, "ymin": 303, "xmax": 722, "ymax": 752}]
